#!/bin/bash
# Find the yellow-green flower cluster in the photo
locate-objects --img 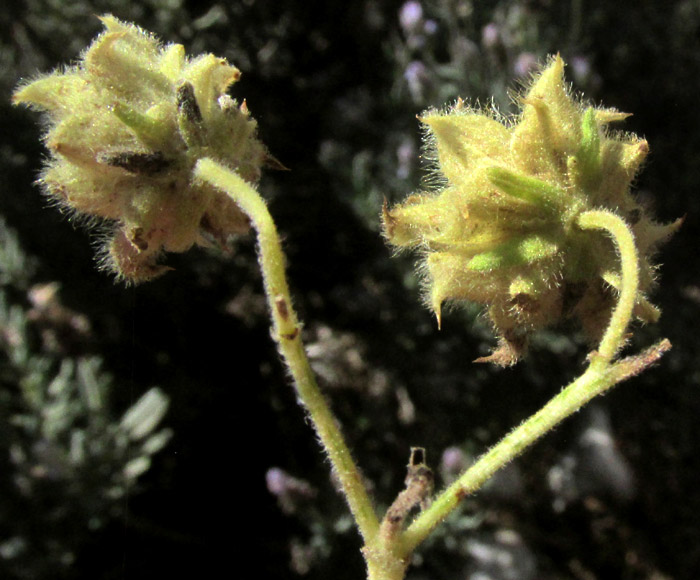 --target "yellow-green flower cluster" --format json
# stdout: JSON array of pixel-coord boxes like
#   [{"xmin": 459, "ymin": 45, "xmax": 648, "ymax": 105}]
[
  {"xmin": 14, "ymin": 15, "xmax": 268, "ymax": 282},
  {"xmin": 383, "ymin": 55, "xmax": 679, "ymax": 365}
]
